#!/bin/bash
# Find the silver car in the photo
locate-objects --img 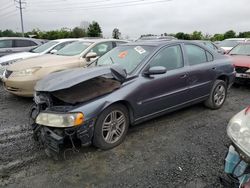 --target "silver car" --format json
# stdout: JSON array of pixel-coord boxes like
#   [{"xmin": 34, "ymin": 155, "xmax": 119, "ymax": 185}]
[{"xmin": 0, "ymin": 37, "xmax": 45, "ymax": 57}]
